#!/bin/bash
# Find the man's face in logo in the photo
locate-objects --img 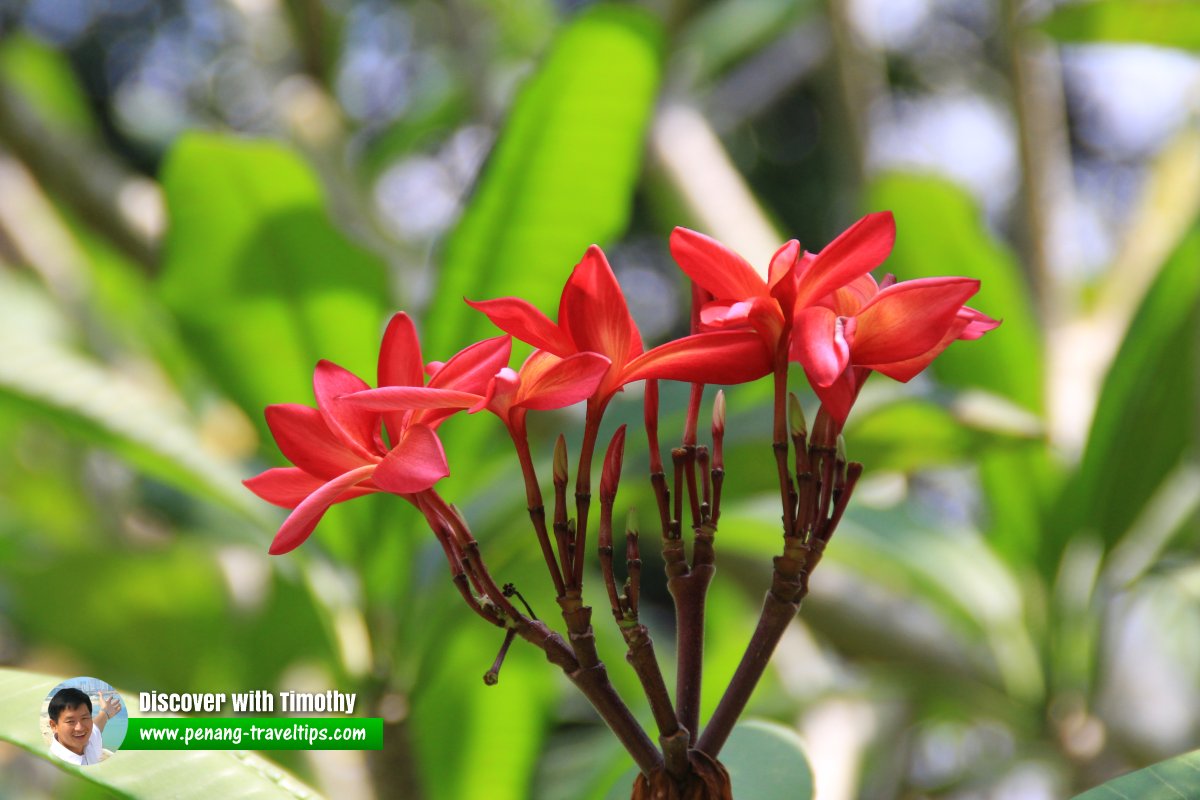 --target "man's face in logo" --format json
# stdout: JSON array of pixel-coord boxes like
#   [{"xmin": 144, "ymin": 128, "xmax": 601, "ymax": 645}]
[{"xmin": 51, "ymin": 703, "xmax": 93, "ymax": 755}]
